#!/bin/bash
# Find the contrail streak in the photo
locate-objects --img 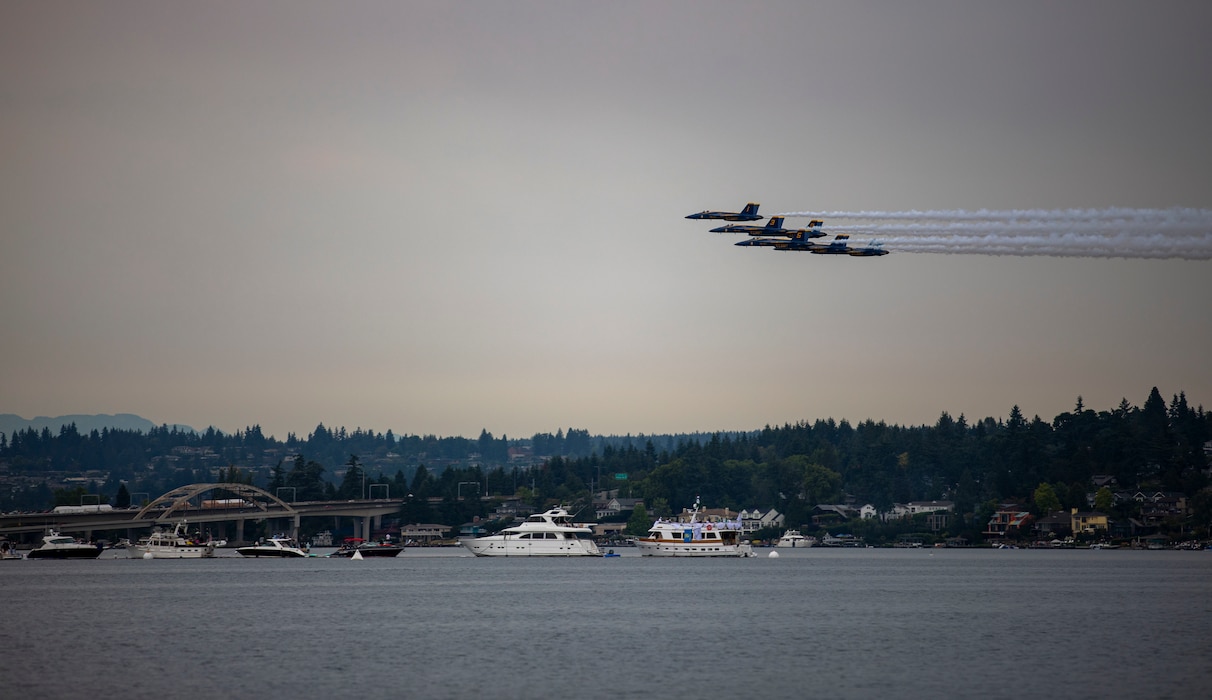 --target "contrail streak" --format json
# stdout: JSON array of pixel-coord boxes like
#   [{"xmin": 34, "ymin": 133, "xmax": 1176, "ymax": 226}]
[
  {"xmin": 768, "ymin": 207, "xmax": 1212, "ymax": 260},
  {"xmin": 776, "ymin": 207, "xmax": 1211, "ymax": 223}
]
